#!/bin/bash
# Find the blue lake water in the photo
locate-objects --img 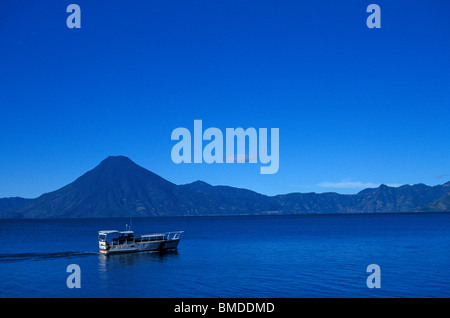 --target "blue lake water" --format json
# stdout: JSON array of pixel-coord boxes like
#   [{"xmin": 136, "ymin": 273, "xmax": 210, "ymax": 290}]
[{"xmin": 0, "ymin": 213, "xmax": 449, "ymax": 298}]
